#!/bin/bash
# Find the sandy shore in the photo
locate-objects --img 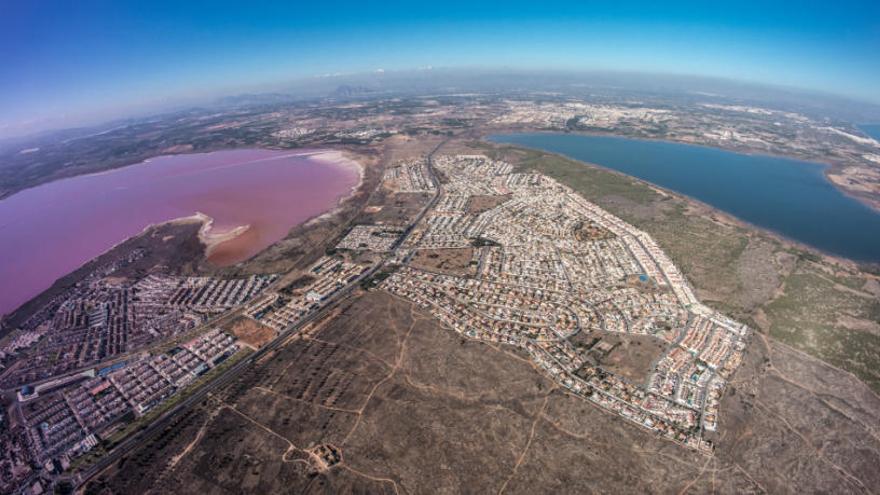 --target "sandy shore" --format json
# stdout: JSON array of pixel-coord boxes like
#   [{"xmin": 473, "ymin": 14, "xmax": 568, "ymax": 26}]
[
  {"xmin": 113, "ymin": 149, "xmax": 367, "ymax": 266},
  {"xmin": 298, "ymin": 150, "xmax": 367, "ymax": 228},
  {"xmin": 197, "ymin": 149, "xmax": 365, "ymax": 262},
  {"xmin": 187, "ymin": 211, "xmax": 251, "ymax": 258},
  {"xmin": 302, "ymin": 149, "xmax": 366, "ymax": 194}
]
